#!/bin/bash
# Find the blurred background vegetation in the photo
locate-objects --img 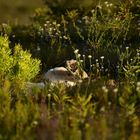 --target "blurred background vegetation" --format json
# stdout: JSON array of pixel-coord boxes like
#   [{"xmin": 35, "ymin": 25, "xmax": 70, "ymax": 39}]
[
  {"xmin": 0, "ymin": 0, "xmax": 139, "ymax": 75},
  {"xmin": 0, "ymin": 0, "xmax": 44, "ymax": 24}
]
